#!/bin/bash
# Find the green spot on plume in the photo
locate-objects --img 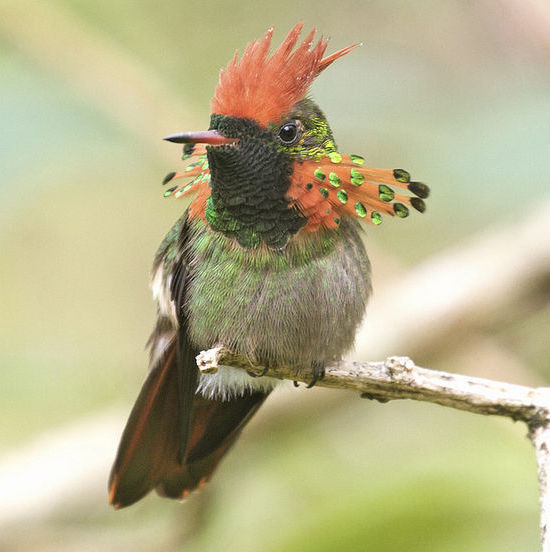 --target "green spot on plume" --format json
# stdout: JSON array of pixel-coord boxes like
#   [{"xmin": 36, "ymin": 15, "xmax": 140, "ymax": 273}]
[
  {"xmin": 393, "ymin": 203, "xmax": 409, "ymax": 218},
  {"xmin": 162, "ymin": 172, "xmax": 176, "ymax": 185},
  {"xmin": 350, "ymin": 168, "xmax": 364, "ymax": 186},
  {"xmin": 408, "ymin": 181, "xmax": 430, "ymax": 199},
  {"xmin": 336, "ymin": 189, "xmax": 348, "ymax": 204},
  {"xmin": 306, "ymin": 182, "xmax": 313, "ymax": 190},
  {"xmin": 393, "ymin": 169, "xmax": 410, "ymax": 183},
  {"xmin": 329, "ymin": 172, "xmax": 341, "ymax": 187},
  {"xmin": 378, "ymin": 184, "xmax": 394, "ymax": 202},
  {"xmin": 319, "ymin": 187, "xmax": 329, "ymax": 198},
  {"xmin": 314, "ymin": 168, "xmax": 326, "ymax": 181},
  {"xmin": 355, "ymin": 202, "xmax": 367, "ymax": 217},
  {"xmin": 350, "ymin": 154, "xmax": 365, "ymax": 165},
  {"xmin": 410, "ymin": 197, "xmax": 426, "ymax": 213},
  {"xmin": 371, "ymin": 211, "xmax": 382, "ymax": 225},
  {"xmin": 328, "ymin": 152, "xmax": 342, "ymax": 163},
  {"xmin": 333, "ymin": 217, "xmax": 340, "ymax": 225},
  {"xmin": 182, "ymin": 144, "xmax": 194, "ymax": 160}
]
